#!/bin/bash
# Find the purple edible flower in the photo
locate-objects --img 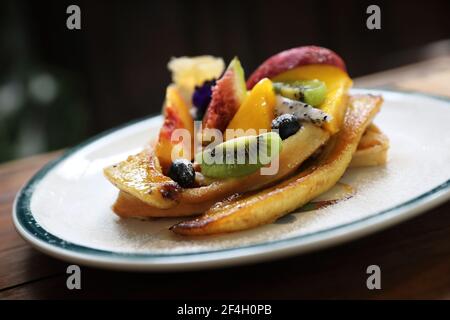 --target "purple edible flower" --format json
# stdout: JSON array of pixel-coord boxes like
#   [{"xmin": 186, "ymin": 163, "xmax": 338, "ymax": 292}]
[{"xmin": 192, "ymin": 79, "xmax": 215, "ymax": 120}]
